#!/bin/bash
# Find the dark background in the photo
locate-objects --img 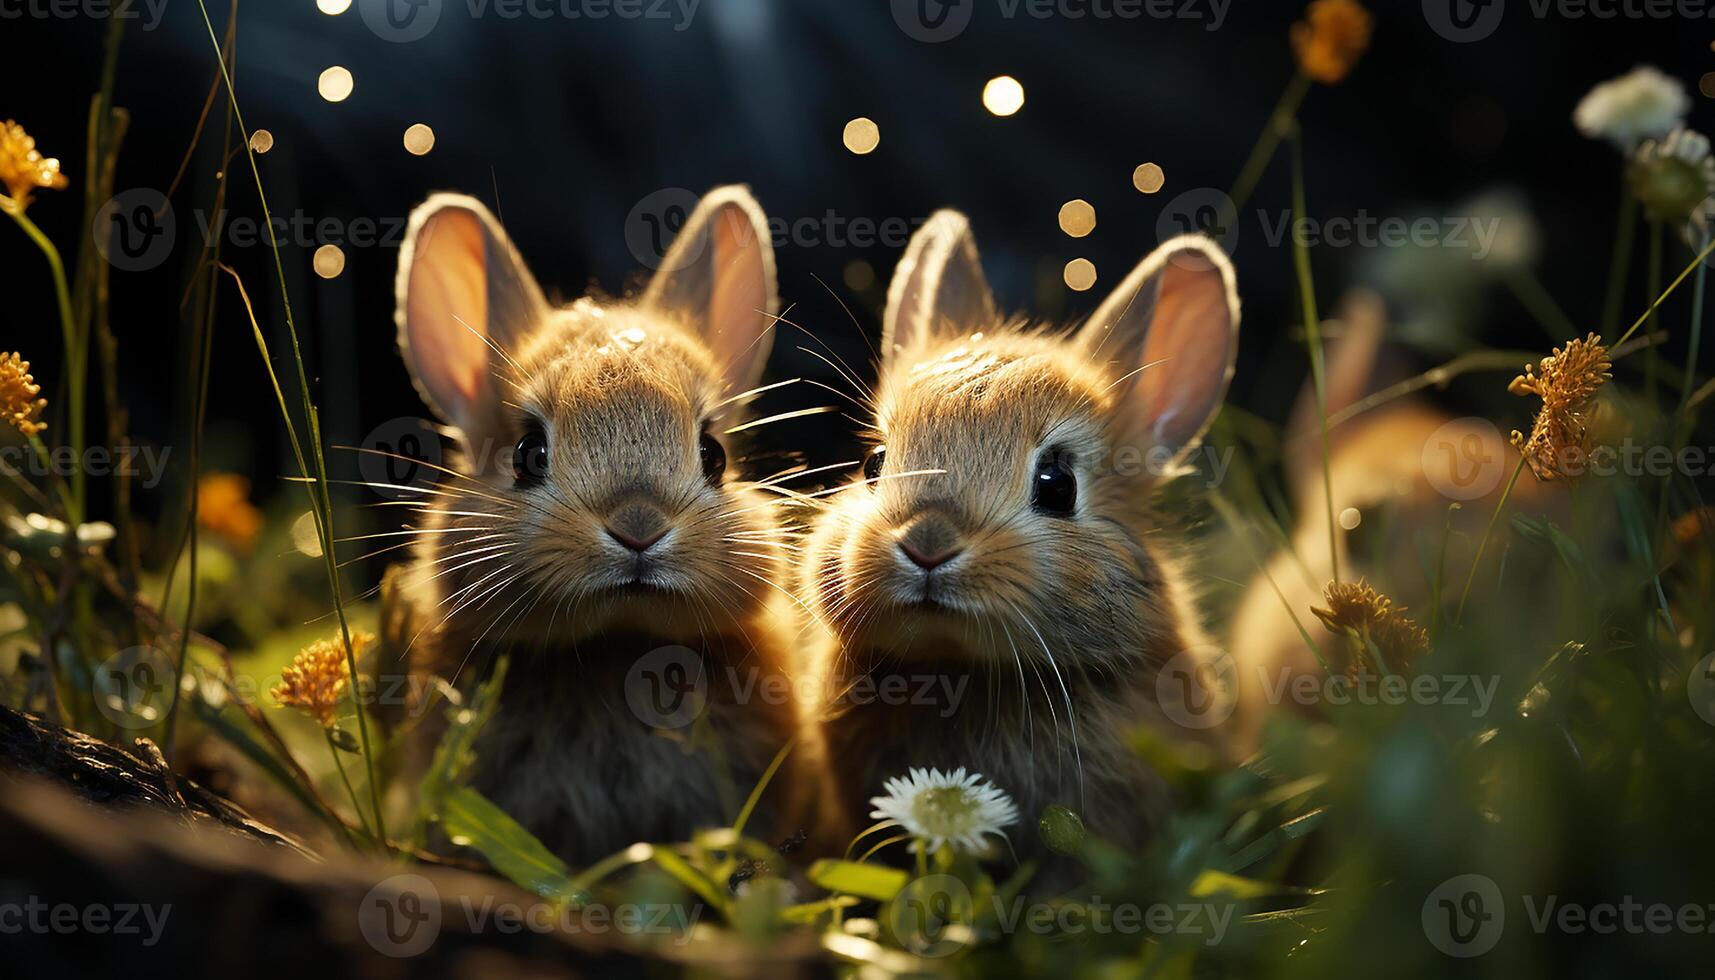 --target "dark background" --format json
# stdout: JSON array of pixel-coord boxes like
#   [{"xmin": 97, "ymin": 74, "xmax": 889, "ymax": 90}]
[{"xmin": 4, "ymin": 0, "xmax": 1713, "ymax": 558}]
